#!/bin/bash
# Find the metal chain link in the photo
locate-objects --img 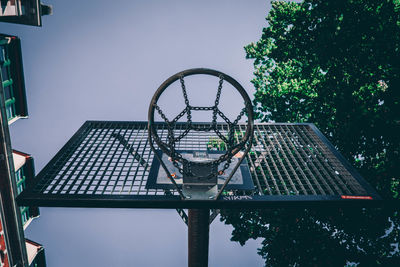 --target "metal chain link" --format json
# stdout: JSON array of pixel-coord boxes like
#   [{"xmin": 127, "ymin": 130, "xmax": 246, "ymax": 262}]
[
  {"xmin": 213, "ymin": 128, "xmax": 229, "ymax": 143},
  {"xmin": 216, "ymin": 108, "xmax": 231, "ymax": 124},
  {"xmin": 233, "ymin": 107, "xmax": 246, "ymax": 125},
  {"xmin": 214, "ymin": 75, "xmax": 224, "ymax": 107},
  {"xmin": 227, "ymin": 107, "xmax": 246, "ymax": 145},
  {"xmin": 155, "ymin": 105, "xmax": 170, "ymax": 123},
  {"xmin": 213, "ymin": 75, "xmax": 224, "ymax": 124},
  {"xmin": 221, "ymin": 158, "xmax": 232, "ymax": 173},
  {"xmin": 173, "ymin": 159, "xmax": 183, "ymax": 174},
  {"xmin": 191, "ymin": 106, "xmax": 214, "ymax": 111},
  {"xmin": 173, "ymin": 127, "xmax": 191, "ymax": 143},
  {"xmin": 179, "ymin": 75, "xmax": 192, "ymax": 123},
  {"xmin": 153, "ymin": 104, "xmax": 182, "ymax": 171},
  {"xmin": 179, "ymin": 75, "xmax": 190, "ymax": 106},
  {"xmin": 153, "ymin": 74, "xmax": 249, "ymax": 178},
  {"xmin": 172, "ymin": 107, "xmax": 187, "ymax": 123}
]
